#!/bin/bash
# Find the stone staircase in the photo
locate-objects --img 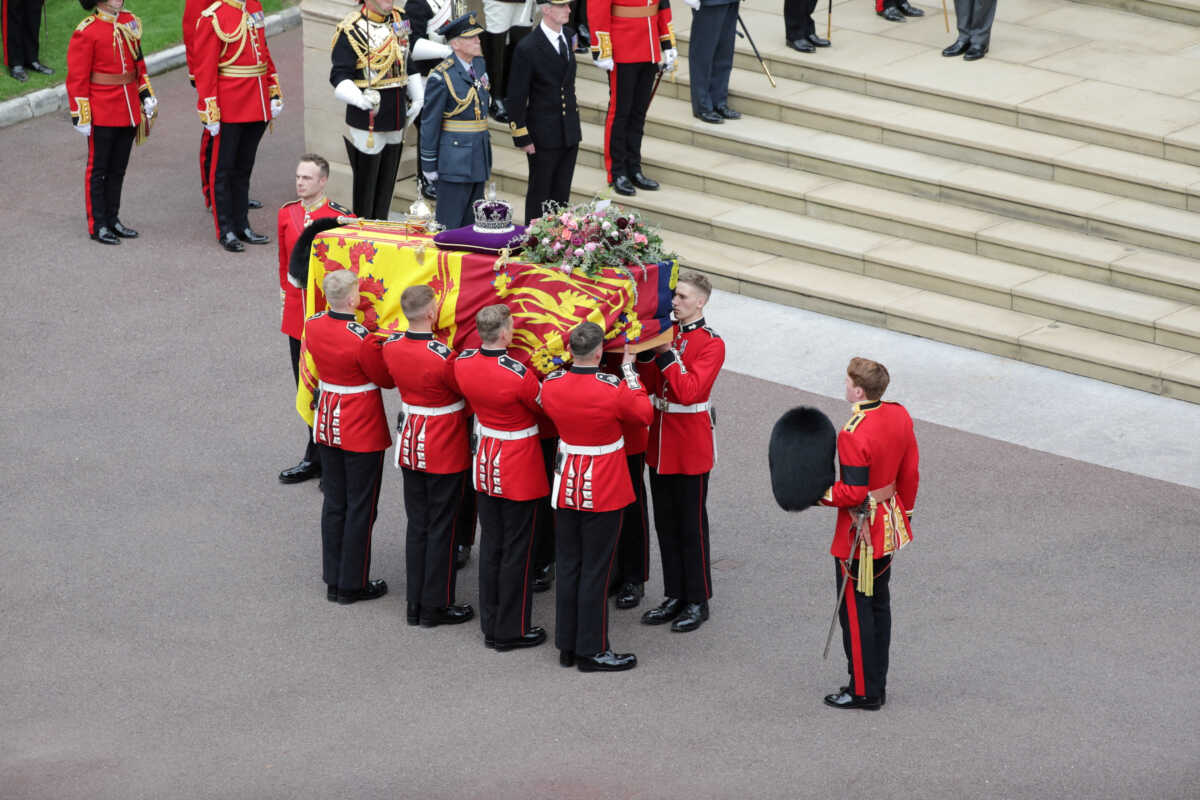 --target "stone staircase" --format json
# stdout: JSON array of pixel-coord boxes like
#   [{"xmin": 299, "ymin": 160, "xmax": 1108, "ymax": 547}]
[{"xmin": 1071, "ymin": 0, "xmax": 1200, "ymax": 26}]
